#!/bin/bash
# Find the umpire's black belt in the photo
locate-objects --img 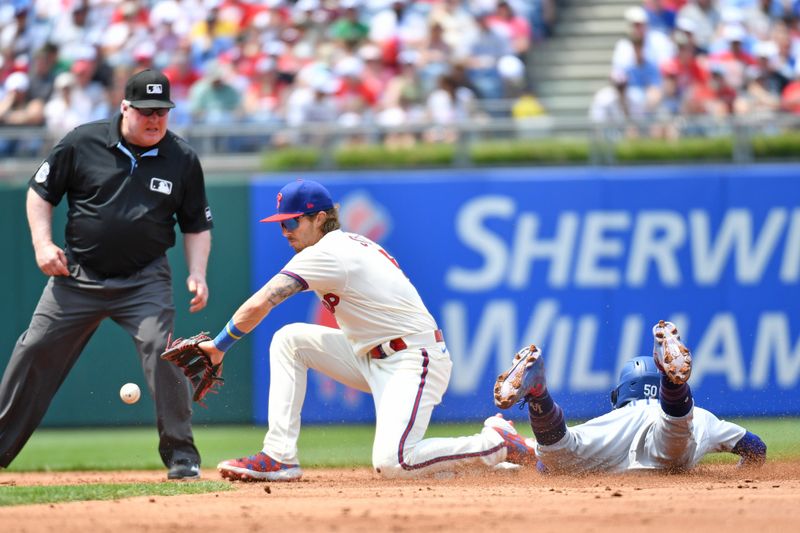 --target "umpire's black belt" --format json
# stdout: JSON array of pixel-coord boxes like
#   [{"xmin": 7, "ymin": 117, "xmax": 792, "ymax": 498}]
[{"xmin": 368, "ymin": 329, "xmax": 444, "ymax": 359}]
